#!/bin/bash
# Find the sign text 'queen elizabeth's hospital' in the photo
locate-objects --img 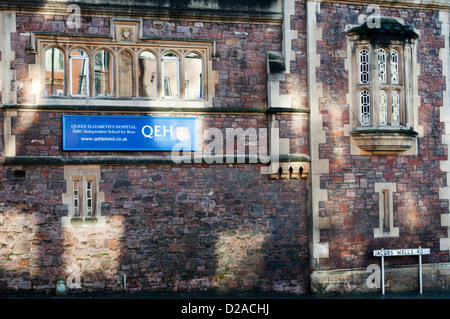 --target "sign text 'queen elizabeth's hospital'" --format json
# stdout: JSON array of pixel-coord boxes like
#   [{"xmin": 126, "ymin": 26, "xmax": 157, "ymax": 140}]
[{"xmin": 63, "ymin": 115, "xmax": 197, "ymax": 151}]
